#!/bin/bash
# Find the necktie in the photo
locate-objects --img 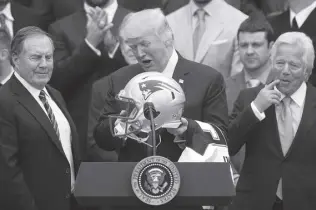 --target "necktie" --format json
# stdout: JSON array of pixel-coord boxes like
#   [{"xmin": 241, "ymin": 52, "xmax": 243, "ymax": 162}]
[
  {"xmin": 0, "ymin": 14, "xmax": 9, "ymax": 35},
  {"xmin": 247, "ymin": 79, "xmax": 261, "ymax": 88},
  {"xmin": 276, "ymin": 97, "xmax": 294, "ymax": 199},
  {"xmin": 292, "ymin": 17, "xmax": 299, "ymax": 30},
  {"xmin": 39, "ymin": 90, "xmax": 60, "ymax": 140},
  {"xmin": 193, "ymin": 9, "xmax": 206, "ymax": 58}
]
